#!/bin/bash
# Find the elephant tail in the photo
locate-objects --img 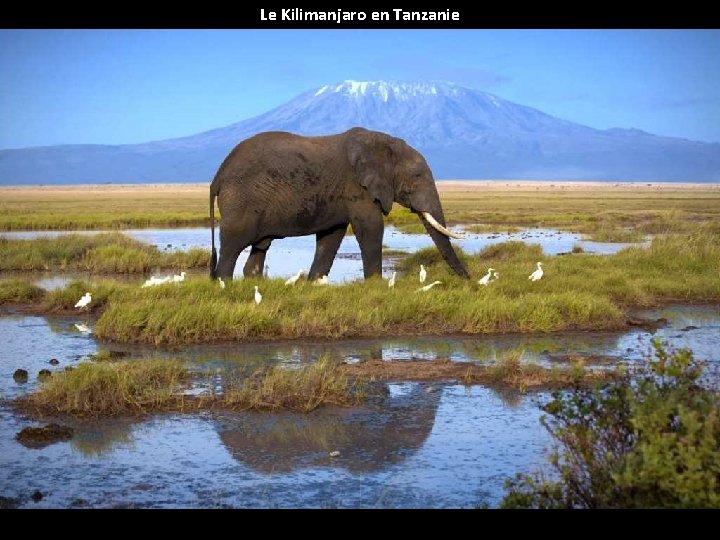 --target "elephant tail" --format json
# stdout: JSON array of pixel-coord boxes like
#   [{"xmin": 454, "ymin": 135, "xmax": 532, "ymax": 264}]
[{"xmin": 209, "ymin": 183, "xmax": 218, "ymax": 279}]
